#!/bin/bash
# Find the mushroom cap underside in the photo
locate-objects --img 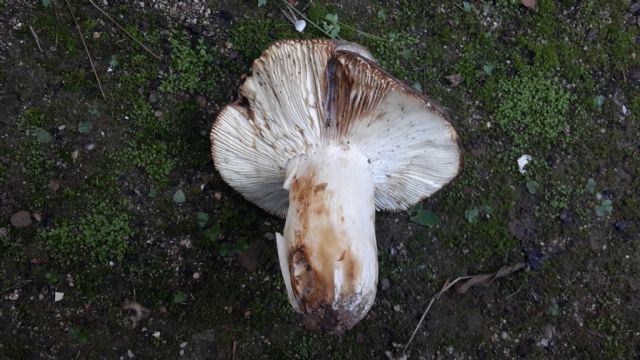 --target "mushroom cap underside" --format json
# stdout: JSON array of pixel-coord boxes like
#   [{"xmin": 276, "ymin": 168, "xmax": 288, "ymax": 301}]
[{"xmin": 211, "ymin": 39, "xmax": 462, "ymax": 218}]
